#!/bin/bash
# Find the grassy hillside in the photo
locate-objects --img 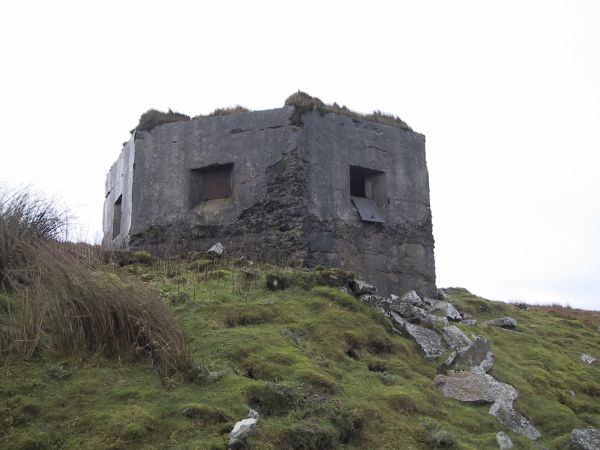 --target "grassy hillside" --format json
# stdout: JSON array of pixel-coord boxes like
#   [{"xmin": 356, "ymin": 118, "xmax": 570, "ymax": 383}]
[{"xmin": 1, "ymin": 251, "xmax": 598, "ymax": 450}]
